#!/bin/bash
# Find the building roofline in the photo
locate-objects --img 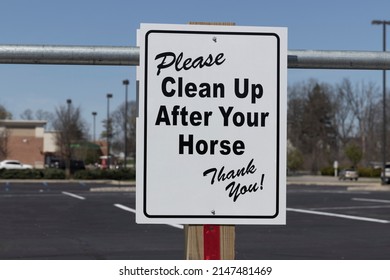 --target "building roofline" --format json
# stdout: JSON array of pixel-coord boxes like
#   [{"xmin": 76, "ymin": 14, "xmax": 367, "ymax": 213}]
[{"xmin": 0, "ymin": 119, "xmax": 47, "ymax": 128}]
